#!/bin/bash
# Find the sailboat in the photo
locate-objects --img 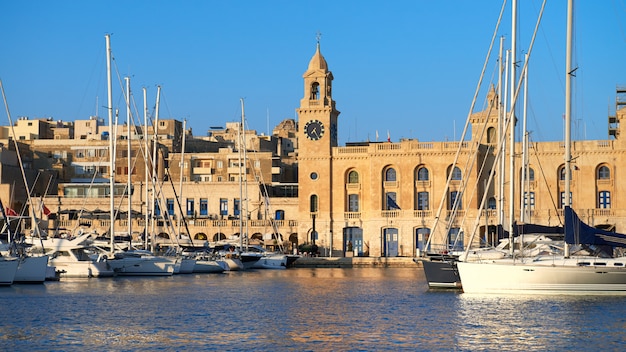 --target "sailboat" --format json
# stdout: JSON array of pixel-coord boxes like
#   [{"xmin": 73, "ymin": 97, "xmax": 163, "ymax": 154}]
[
  {"xmin": 96, "ymin": 34, "xmax": 175, "ymax": 276},
  {"xmin": 456, "ymin": 0, "xmax": 626, "ymax": 295},
  {"xmin": 415, "ymin": 1, "xmax": 511, "ymax": 289},
  {"xmin": 0, "ymin": 81, "xmax": 50, "ymax": 284}
]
